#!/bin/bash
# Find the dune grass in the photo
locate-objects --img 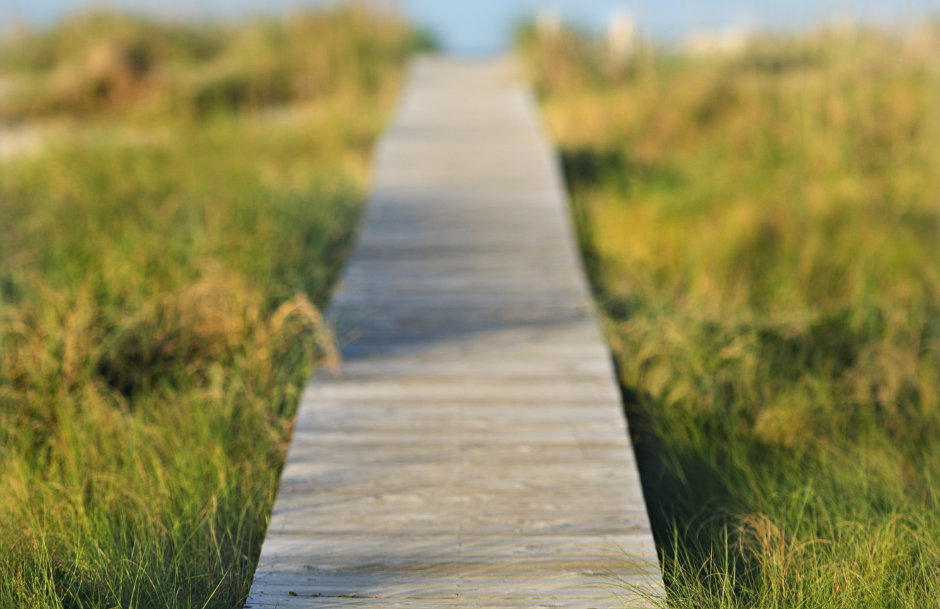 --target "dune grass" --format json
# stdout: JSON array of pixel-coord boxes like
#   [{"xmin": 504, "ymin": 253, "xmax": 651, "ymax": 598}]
[
  {"xmin": 519, "ymin": 21, "xmax": 940, "ymax": 608},
  {"xmin": 0, "ymin": 7, "xmax": 427, "ymax": 608},
  {"xmin": 0, "ymin": 6, "xmax": 432, "ymax": 122}
]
